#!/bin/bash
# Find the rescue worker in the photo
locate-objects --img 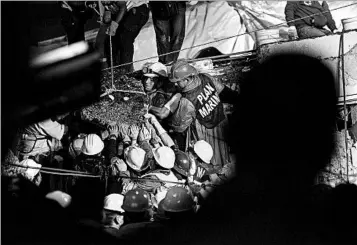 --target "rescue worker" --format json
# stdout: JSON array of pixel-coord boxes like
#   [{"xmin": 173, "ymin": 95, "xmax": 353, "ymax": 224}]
[
  {"xmin": 142, "ymin": 62, "xmax": 177, "ymax": 108},
  {"xmin": 60, "ymin": 1, "xmax": 94, "ymax": 44},
  {"xmin": 121, "ymin": 188, "xmax": 151, "ymax": 224},
  {"xmin": 15, "ymin": 114, "xmax": 68, "ymax": 162},
  {"xmin": 116, "ymin": 188, "xmax": 168, "ymax": 242},
  {"xmin": 75, "ymin": 134, "xmax": 106, "ymax": 176},
  {"xmin": 285, "ymin": 1, "xmax": 337, "ymax": 39},
  {"xmin": 149, "ymin": 59, "xmax": 239, "ymax": 168},
  {"xmin": 149, "ymin": 1, "xmax": 187, "ymax": 64},
  {"xmin": 102, "ymin": 194, "xmax": 126, "ymax": 236},
  {"xmin": 103, "ymin": 1, "xmax": 150, "ymax": 73}
]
